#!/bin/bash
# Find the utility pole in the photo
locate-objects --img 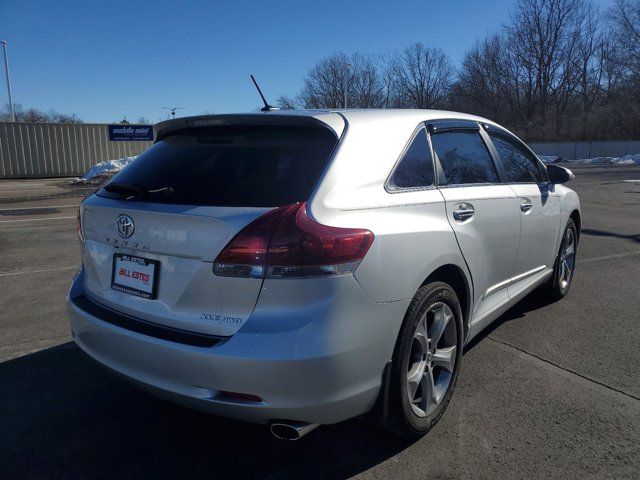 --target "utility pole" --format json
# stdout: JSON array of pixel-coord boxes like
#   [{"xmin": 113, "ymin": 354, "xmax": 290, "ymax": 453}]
[
  {"xmin": 343, "ymin": 63, "xmax": 350, "ymax": 109},
  {"xmin": 162, "ymin": 106, "xmax": 184, "ymax": 119},
  {"xmin": 1, "ymin": 41, "xmax": 15, "ymax": 122}
]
